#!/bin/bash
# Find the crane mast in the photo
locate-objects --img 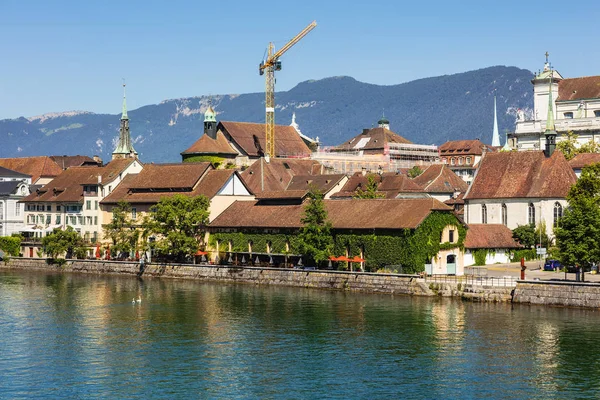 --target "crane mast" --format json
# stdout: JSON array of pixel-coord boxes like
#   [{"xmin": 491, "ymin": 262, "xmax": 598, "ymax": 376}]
[{"xmin": 259, "ymin": 21, "xmax": 316, "ymax": 160}]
